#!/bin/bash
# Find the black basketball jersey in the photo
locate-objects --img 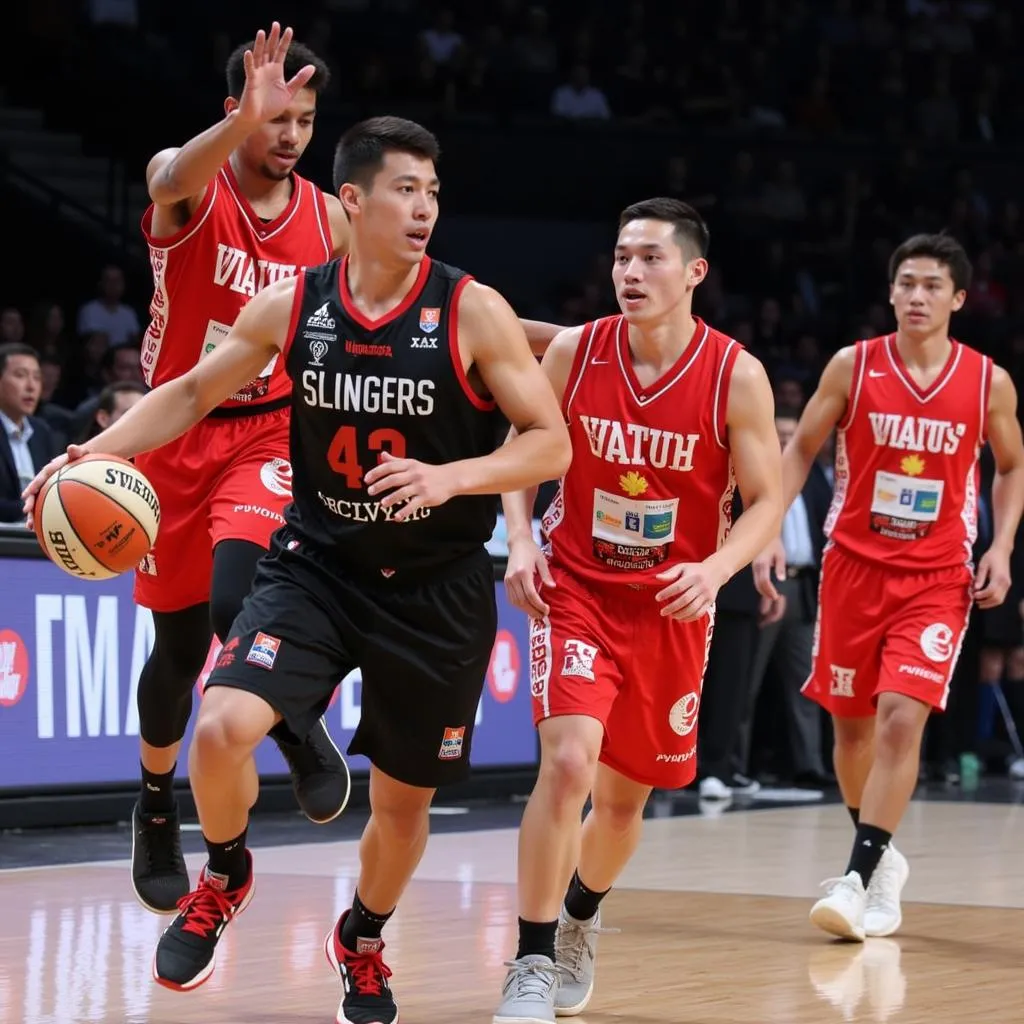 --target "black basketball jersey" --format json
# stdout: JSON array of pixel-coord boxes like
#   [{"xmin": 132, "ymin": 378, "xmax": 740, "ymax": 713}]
[{"xmin": 282, "ymin": 256, "xmax": 501, "ymax": 574}]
